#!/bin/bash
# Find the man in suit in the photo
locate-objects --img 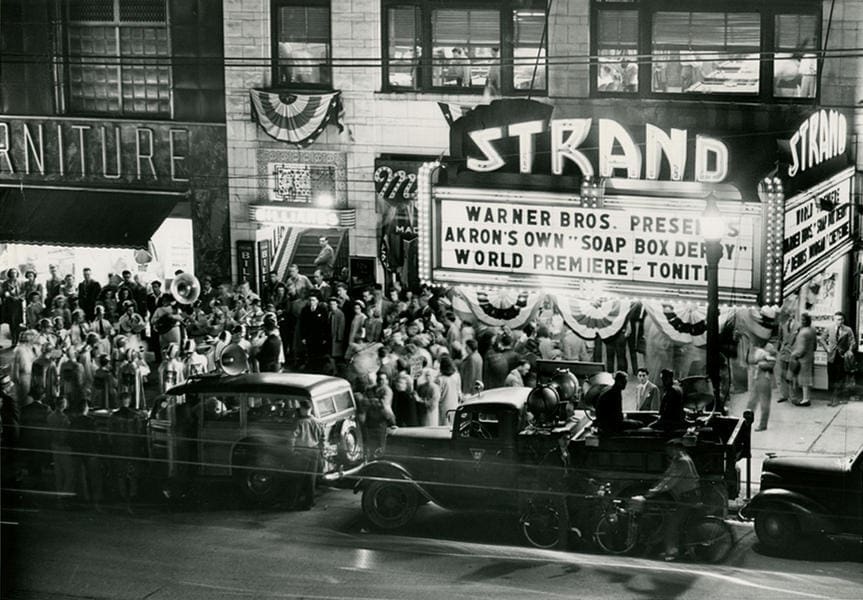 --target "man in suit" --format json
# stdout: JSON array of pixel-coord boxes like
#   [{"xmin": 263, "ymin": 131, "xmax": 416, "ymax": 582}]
[
  {"xmin": 650, "ymin": 369, "xmax": 686, "ymax": 431},
  {"xmin": 299, "ymin": 293, "xmax": 329, "ymax": 373},
  {"xmin": 635, "ymin": 368, "xmax": 661, "ymax": 411},
  {"xmin": 596, "ymin": 371, "xmax": 641, "ymax": 434},
  {"xmin": 327, "ymin": 297, "xmax": 345, "ymax": 369},
  {"xmin": 823, "ymin": 311, "xmax": 855, "ymax": 404},
  {"xmin": 77, "ymin": 268, "xmax": 102, "ymax": 320},
  {"xmin": 314, "ymin": 237, "xmax": 335, "ymax": 279},
  {"xmin": 119, "ymin": 270, "xmax": 148, "ymax": 316},
  {"xmin": 256, "ymin": 315, "xmax": 283, "ymax": 373}
]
